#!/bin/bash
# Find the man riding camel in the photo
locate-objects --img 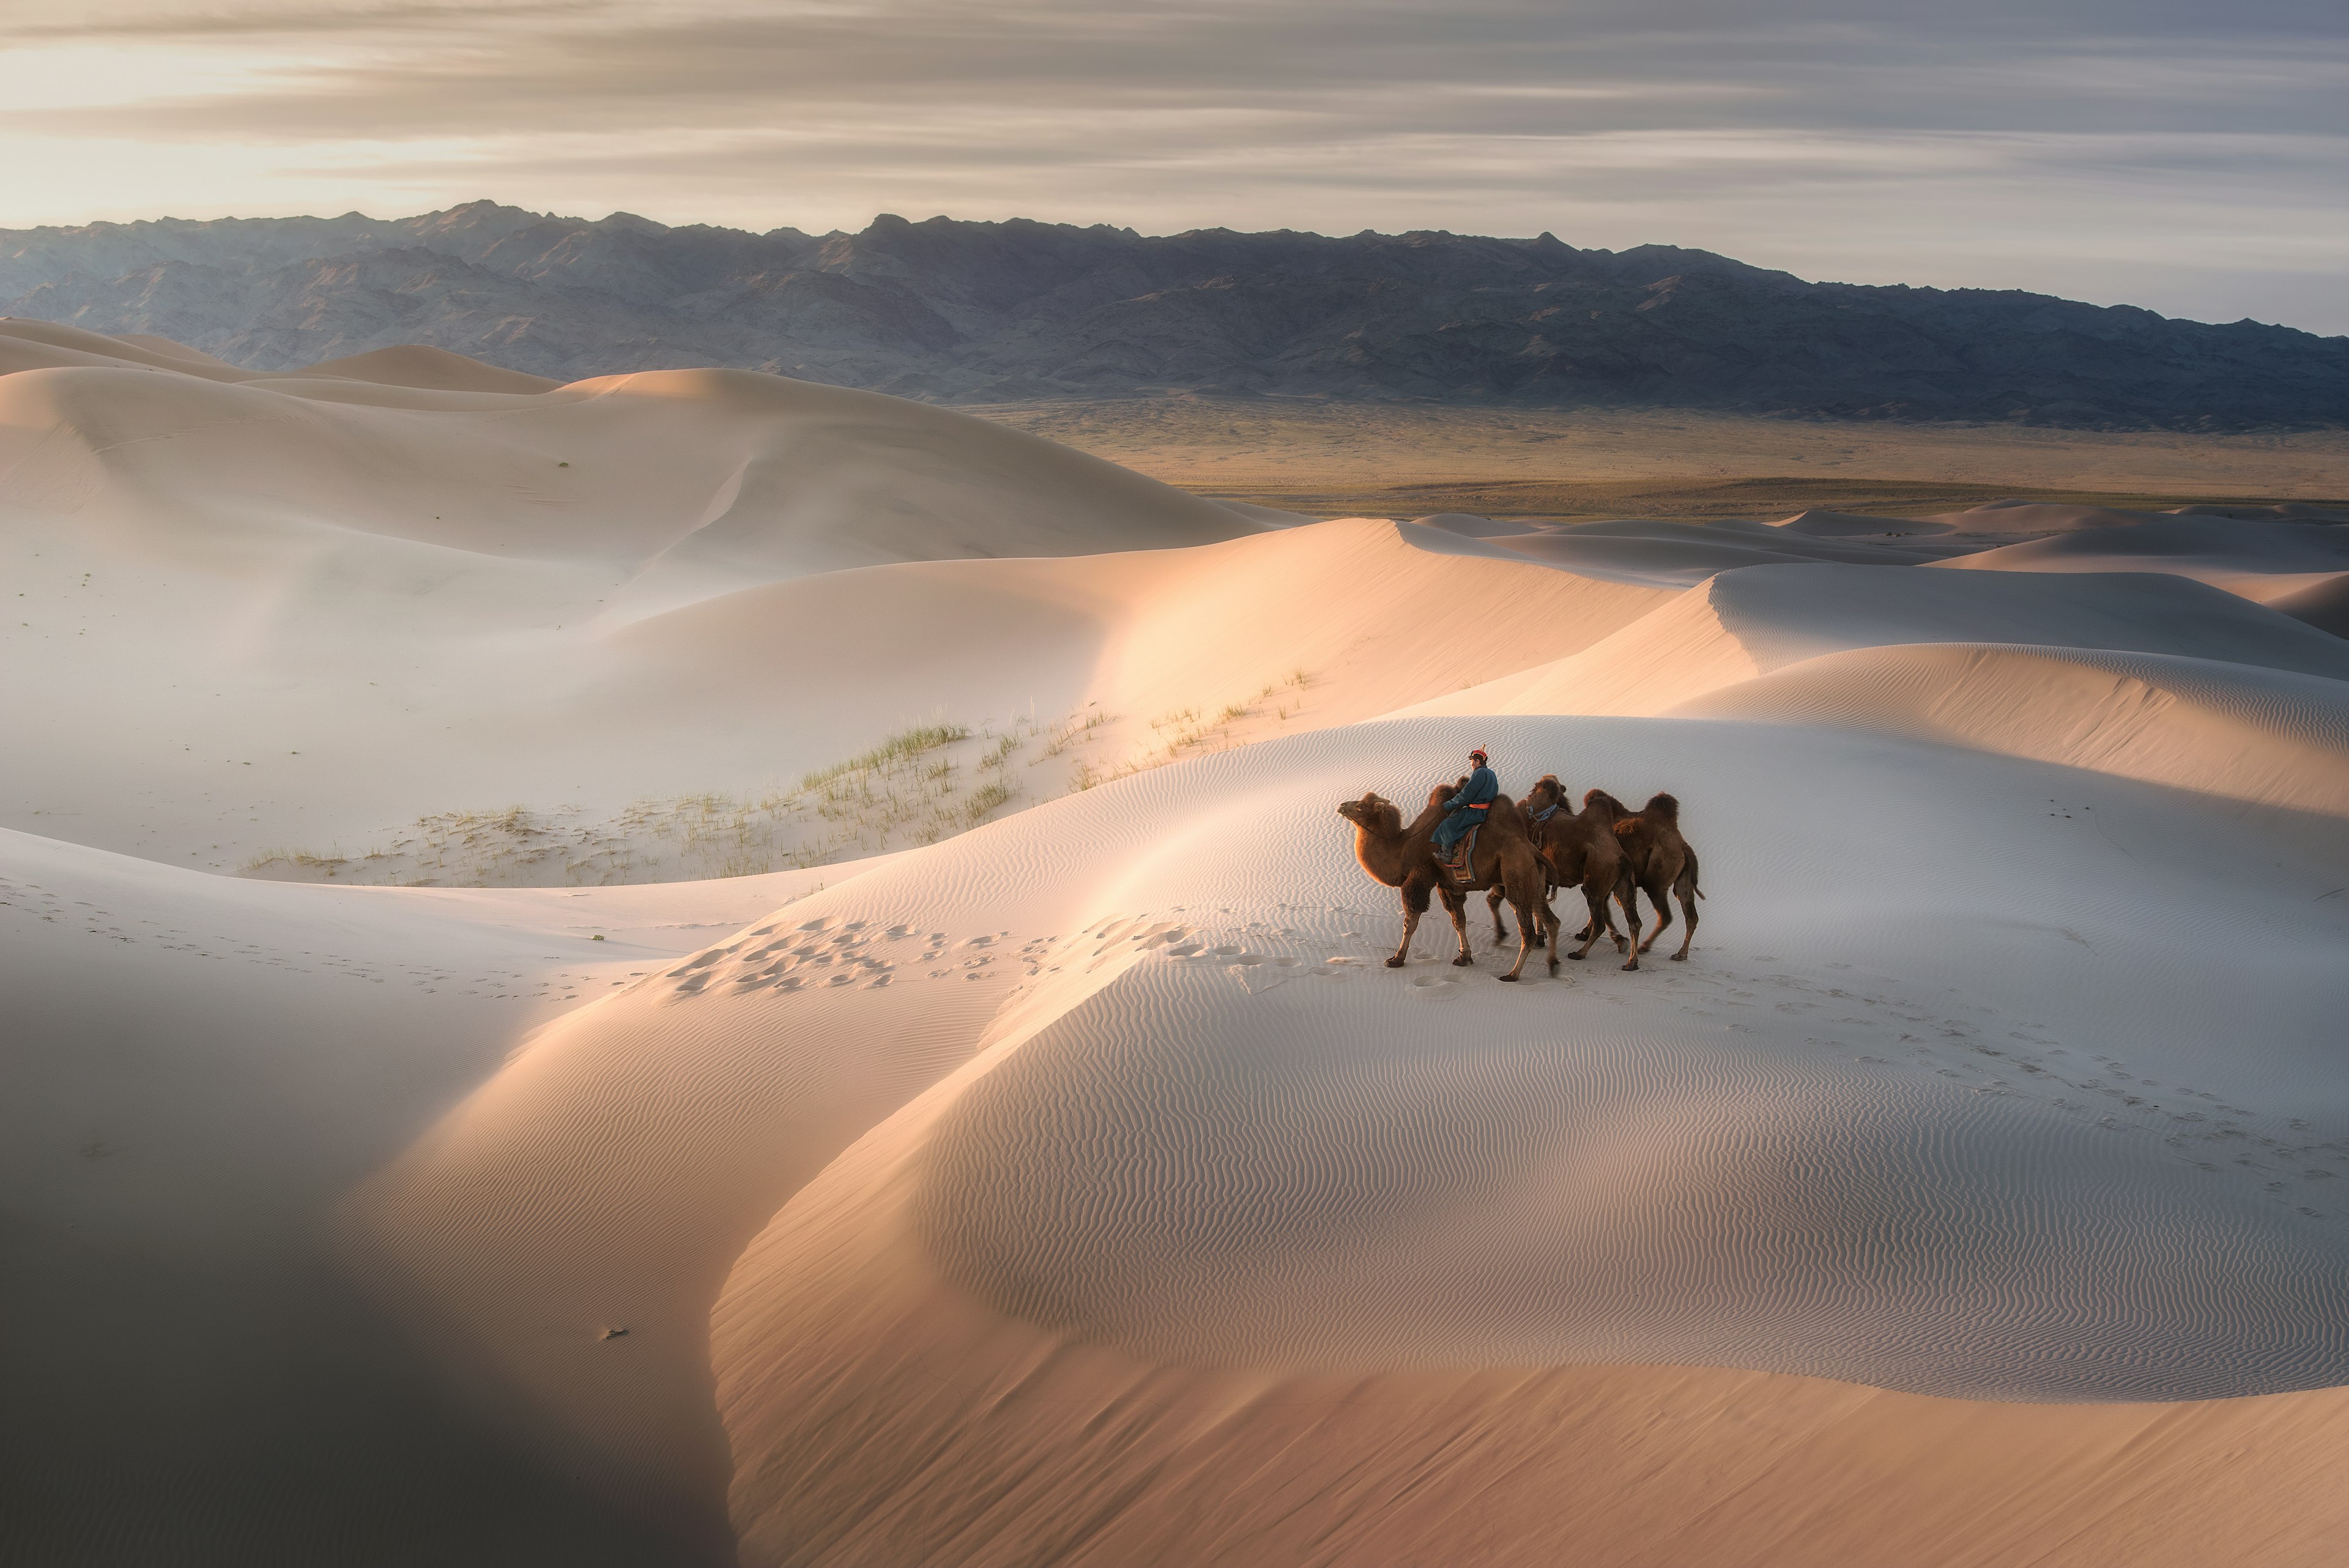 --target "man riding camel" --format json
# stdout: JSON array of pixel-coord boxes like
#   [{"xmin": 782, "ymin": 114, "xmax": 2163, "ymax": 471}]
[{"xmin": 1433, "ymin": 746, "xmax": 1499, "ymax": 868}]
